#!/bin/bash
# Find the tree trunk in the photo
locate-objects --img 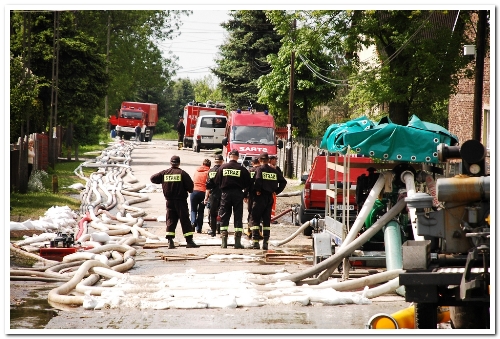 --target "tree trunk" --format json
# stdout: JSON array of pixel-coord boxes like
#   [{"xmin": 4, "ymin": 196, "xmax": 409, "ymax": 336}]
[{"xmin": 389, "ymin": 101, "xmax": 409, "ymax": 125}]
